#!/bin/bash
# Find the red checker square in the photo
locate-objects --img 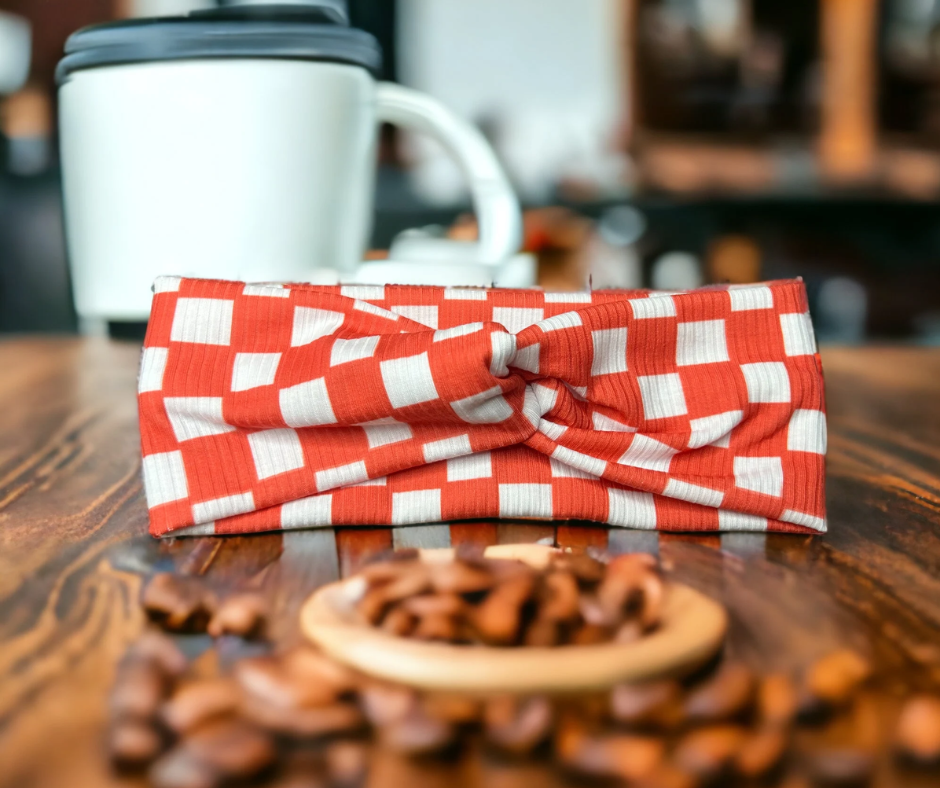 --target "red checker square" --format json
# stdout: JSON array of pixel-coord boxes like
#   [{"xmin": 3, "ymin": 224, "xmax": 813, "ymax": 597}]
[
  {"xmin": 654, "ymin": 495, "xmax": 721, "ymax": 531},
  {"xmin": 781, "ymin": 453, "xmax": 825, "ymax": 512},
  {"xmin": 672, "ymin": 288, "xmax": 730, "ymax": 323},
  {"xmin": 678, "ymin": 363, "xmax": 745, "ymax": 423},
  {"xmin": 146, "ymin": 292, "xmax": 179, "ymax": 347},
  {"xmin": 214, "ymin": 508, "xmax": 280, "ymax": 535},
  {"xmin": 225, "ymin": 385, "xmax": 290, "ymax": 430},
  {"xmin": 161, "ymin": 344, "xmax": 235, "ymax": 397},
  {"xmin": 139, "ymin": 395, "xmax": 180, "ymax": 455},
  {"xmin": 585, "ymin": 373, "xmax": 644, "ymax": 428},
  {"xmin": 229, "ymin": 291, "xmax": 295, "ymax": 352},
  {"xmin": 491, "ymin": 446, "xmax": 552, "ymax": 484},
  {"xmin": 670, "ymin": 446, "xmax": 734, "ymax": 478},
  {"xmin": 550, "ymin": 478, "xmax": 610, "ymax": 522},
  {"xmin": 385, "ymin": 461, "xmax": 447, "ymax": 491},
  {"xmin": 180, "ymin": 431, "xmax": 257, "ymax": 504},
  {"xmin": 332, "ymin": 486, "xmax": 392, "ymax": 525},
  {"xmin": 441, "ymin": 478, "xmax": 500, "ymax": 520},
  {"xmin": 732, "ymin": 406, "xmax": 791, "ymax": 452},
  {"xmin": 726, "ymin": 309, "xmax": 787, "ymax": 363},
  {"xmin": 627, "ymin": 318, "xmax": 679, "ymax": 376},
  {"xmin": 149, "ymin": 498, "xmax": 193, "ymax": 537}
]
